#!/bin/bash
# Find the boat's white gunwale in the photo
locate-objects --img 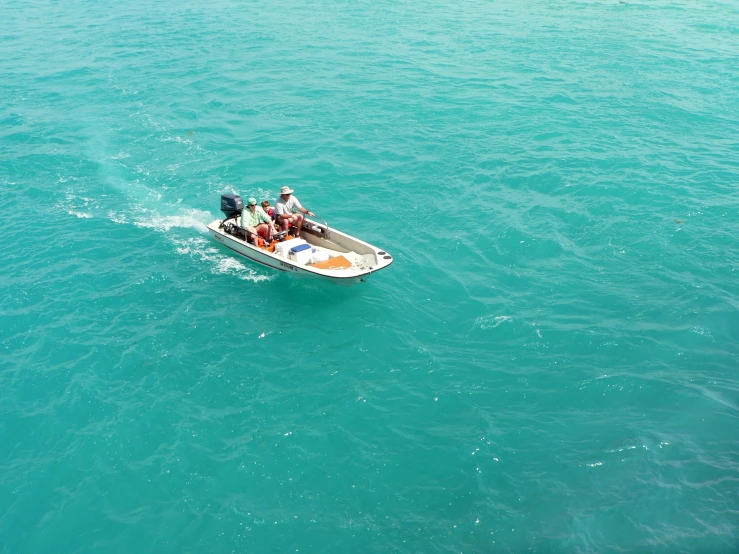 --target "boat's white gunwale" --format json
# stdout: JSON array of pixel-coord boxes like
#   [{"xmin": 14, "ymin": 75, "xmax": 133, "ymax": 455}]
[{"xmin": 207, "ymin": 219, "xmax": 392, "ymax": 281}]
